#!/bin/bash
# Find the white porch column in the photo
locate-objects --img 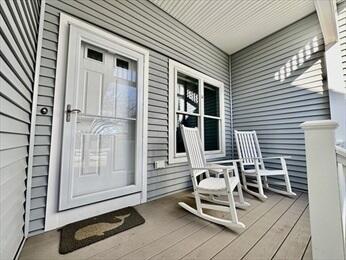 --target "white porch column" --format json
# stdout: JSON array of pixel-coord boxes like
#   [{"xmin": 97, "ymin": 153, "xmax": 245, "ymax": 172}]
[
  {"xmin": 314, "ymin": 0, "xmax": 346, "ymax": 144},
  {"xmin": 325, "ymin": 42, "xmax": 346, "ymax": 144},
  {"xmin": 301, "ymin": 120, "xmax": 345, "ymax": 260}
]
